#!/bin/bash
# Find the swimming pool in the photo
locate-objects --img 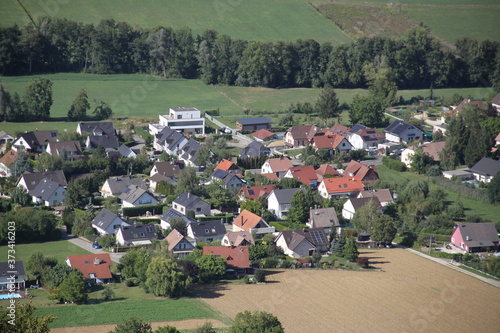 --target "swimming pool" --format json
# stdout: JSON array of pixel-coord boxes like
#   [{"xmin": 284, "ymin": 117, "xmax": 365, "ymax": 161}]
[{"xmin": 0, "ymin": 293, "xmax": 21, "ymax": 299}]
